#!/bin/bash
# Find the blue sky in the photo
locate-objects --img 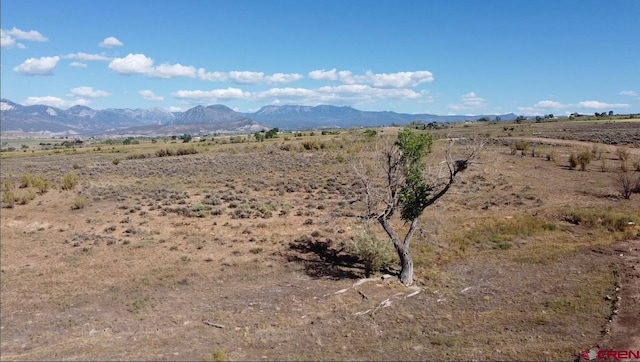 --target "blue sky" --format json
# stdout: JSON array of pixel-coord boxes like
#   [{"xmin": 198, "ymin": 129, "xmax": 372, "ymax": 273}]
[{"xmin": 1, "ymin": 0, "xmax": 639, "ymax": 116}]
